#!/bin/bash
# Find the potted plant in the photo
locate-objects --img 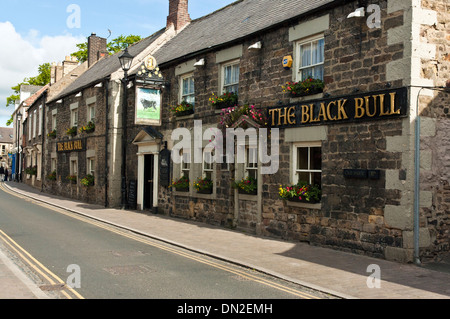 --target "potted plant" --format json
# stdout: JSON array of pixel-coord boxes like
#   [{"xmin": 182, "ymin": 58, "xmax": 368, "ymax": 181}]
[
  {"xmin": 66, "ymin": 175, "xmax": 77, "ymax": 184},
  {"xmin": 170, "ymin": 101, "xmax": 194, "ymax": 117},
  {"xmin": 47, "ymin": 170, "xmax": 57, "ymax": 181},
  {"xmin": 193, "ymin": 176, "xmax": 213, "ymax": 194},
  {"xmin": 47, "ymin": 130, "xmax": 56, "ymax": 138},
  {"xmin": 278, "ymin": 181, "xmax": 321, "ymax": 203},
  {"xmin": 232, "ymin": 176, "xmax": 257, "ymax": 195},
  {"xmin": 66, "ymin": 126, "xmax": 77, "ymax": 137},
  {"xmin": 170, "ymin": 175, "xmax": 189, "ymax": 192},
  {"xmin": 209, "ymin": 92, "xmax": 238, "ymax": 109},
  {"xmin": 218, "ymin": 104, "xmax": 267, "ymax": 130},
  {"xmin": 281, "ymin": 77, "xmax": 324, "ymax": 97},
  {"xmin": 79, "ymin": 121, "xmax": 95, "ymax": 134},
  {"xmin": 80, "ymin": 174, "xmax": 95, "ymax": 186}
]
